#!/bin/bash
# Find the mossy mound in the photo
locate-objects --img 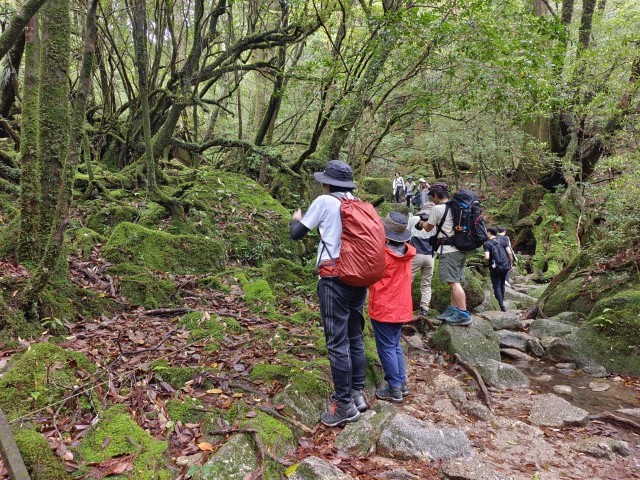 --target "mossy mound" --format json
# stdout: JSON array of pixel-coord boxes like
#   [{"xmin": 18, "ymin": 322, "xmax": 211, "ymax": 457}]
[
  {"xmin": 361, "ymin": 177, "xmax": 394, "ymax": 202},
  {"xmin": 261, "ymin": 258, "xmax": 317, "ymax": 299},
  {"xmin": 178, "ymin": 169, "xmax": 303, "ymax": 265},
  {"xmin": 109, "ymin": 264, "xmax": 177, "ymax": 309},
  {"xmin": 68, "ymin": 227, "xmax": 105, "ymax": 259},
  {"xmin": 103, "ymin": 222, "xmax": 225, "ymax": 274},
  {"xmin": 431, "ymin": 319, "xmax": 501, "ymax": 366},
  {"xmin": 531, "ymin": 193, "xmax": 580, "ymax": 280},
  {"xmin": 86, "ymin": 204, "xmax": 138, "ymax": 236},
  {"xmin": 242, "ymin": 411, "xmax": 296, "ymax": 458},
  {"xmin": 493, "ymin": 185, "xmax": 547, "ymax": 227},
  {"xmin": 178, "ymin": 311, "xmax": 246, "ymax": 350},
  {"xmin": 576, "ymin": 288, "xmax": 640, "ymax": 374},
  {"xmin": 78, "ymin": 405, "xmax": 170, "ymax": 479},
  {"xmin": 429, "ymin": 261, "xmax": 485, "ymax": 312},
  {"xmin": 151, "ymin": 359, "xmax": 213, "ymax": 389},
  {"xmin": 0, "ymin": 342, "xmax": 96, "ymax": 420},
  {"xmin": 14, "ymin": 429, "xmax": 67, "ymax": 480}
]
